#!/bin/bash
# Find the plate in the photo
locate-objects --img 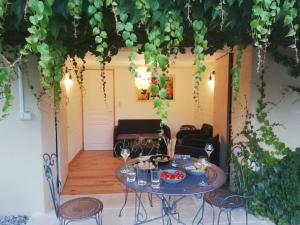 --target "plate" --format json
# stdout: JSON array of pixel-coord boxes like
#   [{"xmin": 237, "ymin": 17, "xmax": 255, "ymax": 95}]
[
  {"xmin": 160, "ymin": 169, "xmax": 186, "ymax": 184},
  {"xmin": 150, "ymin": 154, "xmax": 170, "ymax": 165},
  {"xmin": 184, "ymin": 162, "xmax": 207, "ymax": 176}
]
